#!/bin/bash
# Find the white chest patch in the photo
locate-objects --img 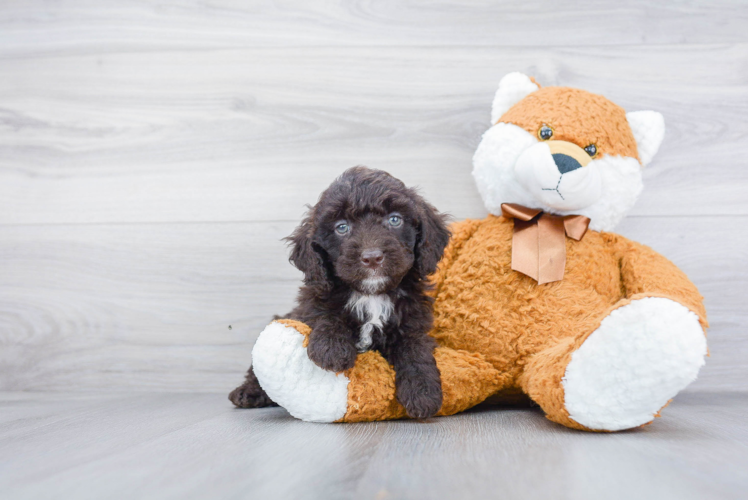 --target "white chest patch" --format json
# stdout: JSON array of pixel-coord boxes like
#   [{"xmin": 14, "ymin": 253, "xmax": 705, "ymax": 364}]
[{"xmin": 345, "ymin": 292, "xmax": 394, "ymax": 352}]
